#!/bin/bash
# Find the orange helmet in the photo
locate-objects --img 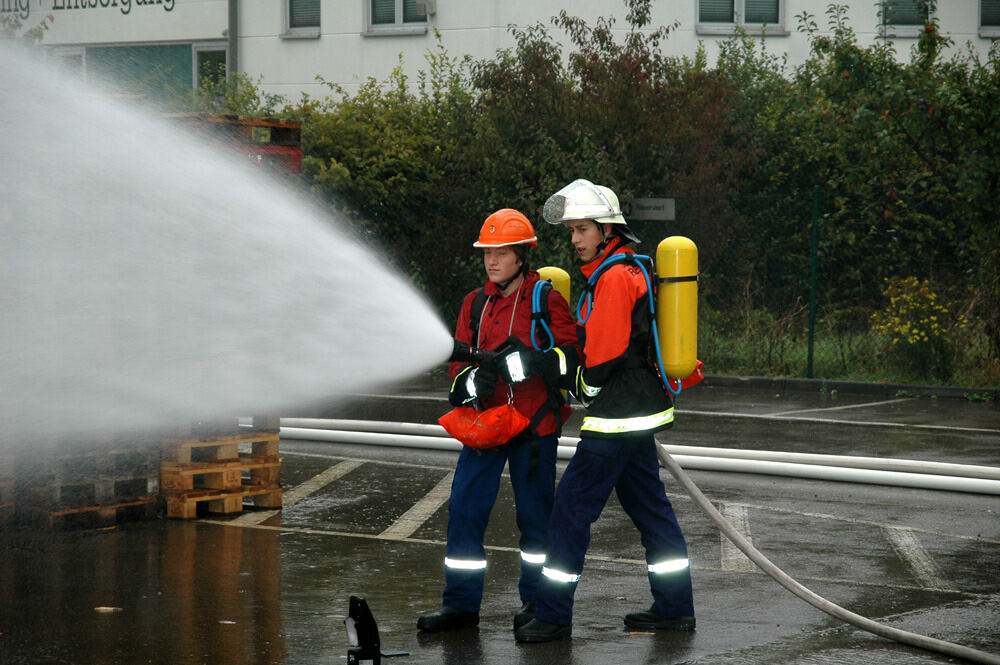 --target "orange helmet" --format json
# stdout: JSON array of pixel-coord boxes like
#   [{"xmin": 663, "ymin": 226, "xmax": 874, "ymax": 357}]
[{"xmin": 473, "ymin": 209, "xmax": 538, "ymax": 248}]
